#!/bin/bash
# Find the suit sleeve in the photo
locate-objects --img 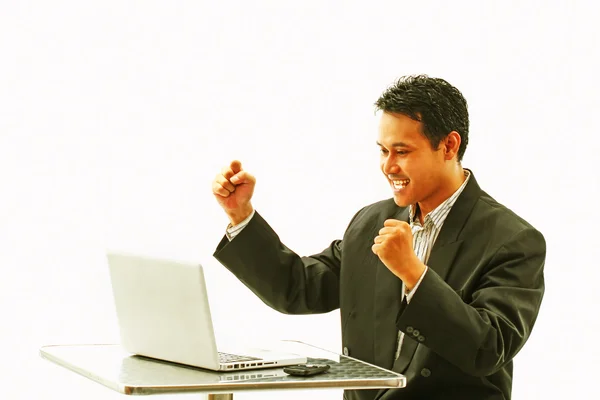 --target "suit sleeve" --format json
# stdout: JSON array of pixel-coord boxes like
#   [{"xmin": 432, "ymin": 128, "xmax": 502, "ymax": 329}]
[
  {"xmin": 213, "ymin": 211, "xmax": 342, "ymax": 314},
  {"xmin": 396, "ymin": 227, "xmax": 546, "ymax": 377}
]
